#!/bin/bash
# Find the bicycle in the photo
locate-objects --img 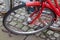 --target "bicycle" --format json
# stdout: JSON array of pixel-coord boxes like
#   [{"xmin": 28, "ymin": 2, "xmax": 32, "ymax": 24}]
[{"xmin": 3, "ymin": 0, "xmax": 58, "ymax": 34}]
